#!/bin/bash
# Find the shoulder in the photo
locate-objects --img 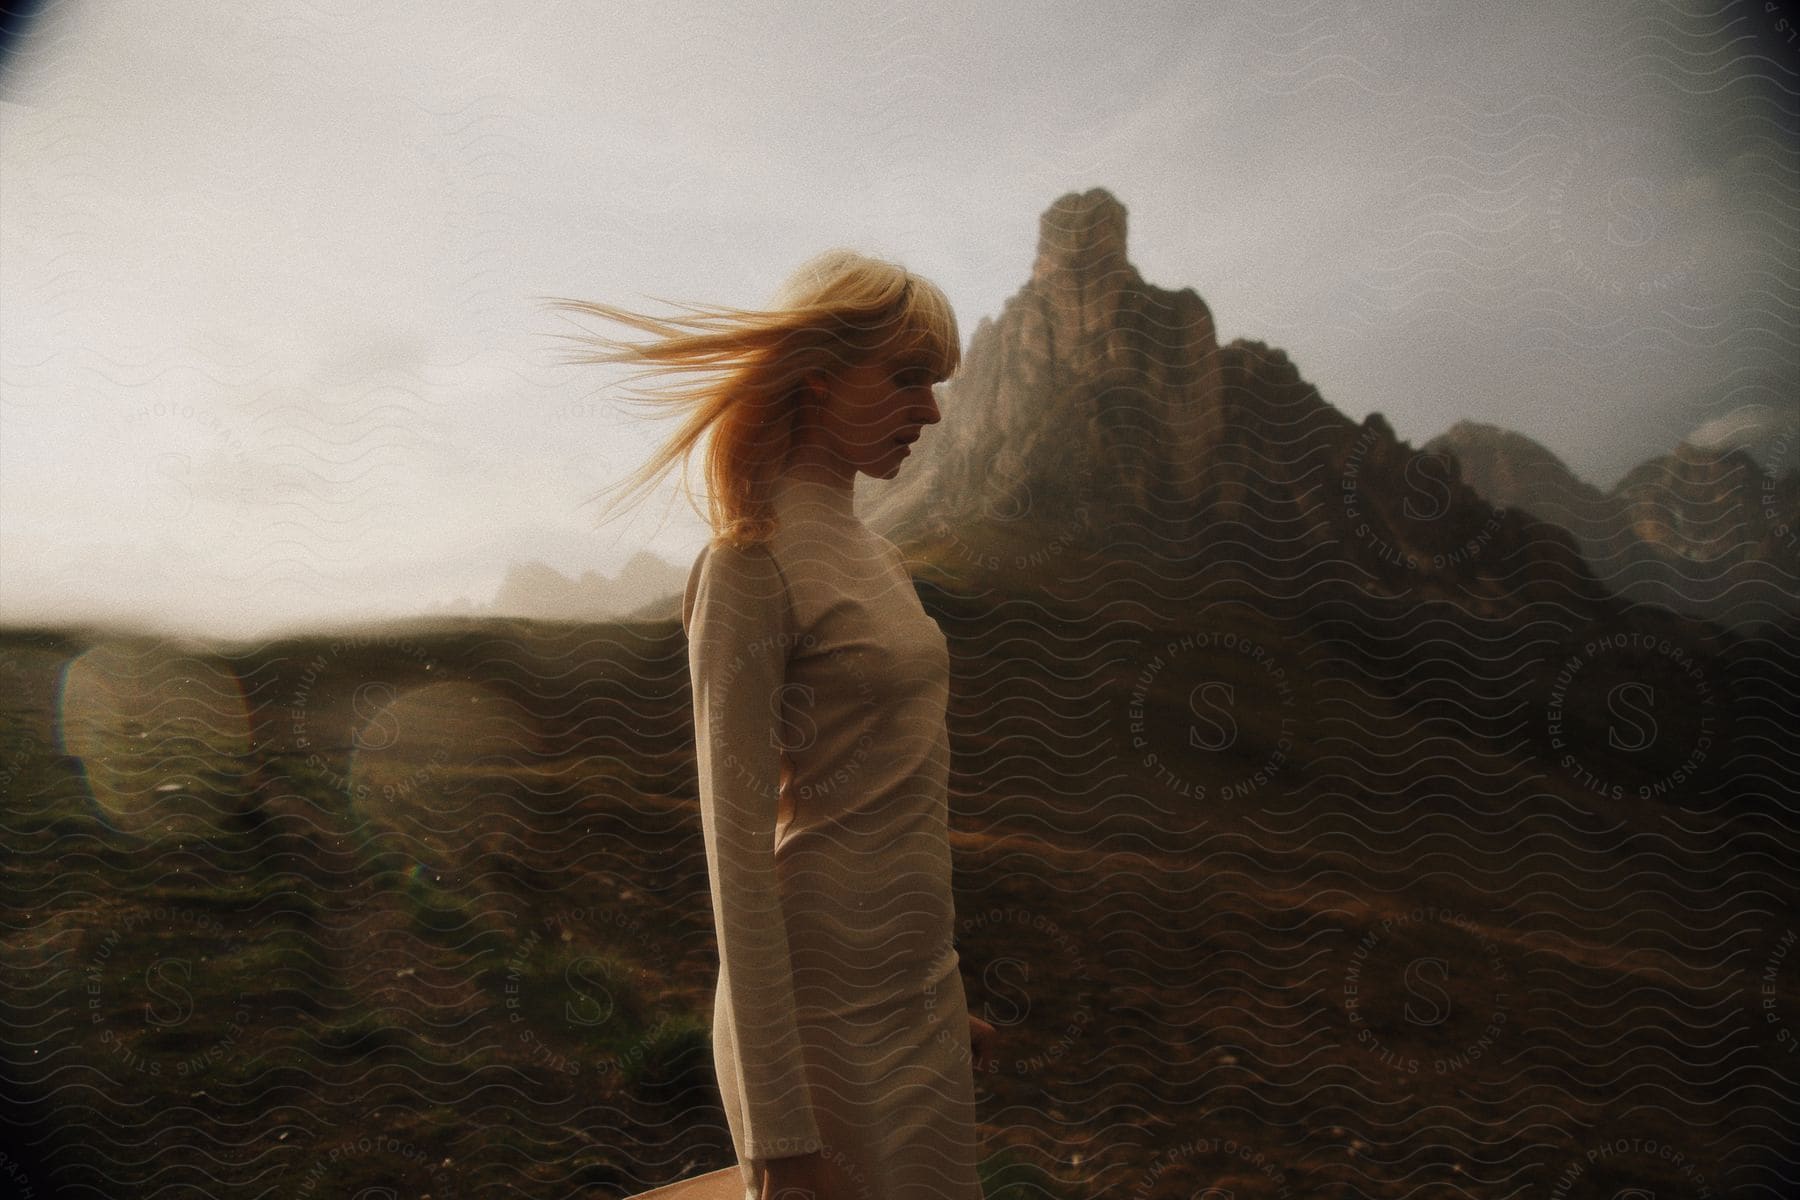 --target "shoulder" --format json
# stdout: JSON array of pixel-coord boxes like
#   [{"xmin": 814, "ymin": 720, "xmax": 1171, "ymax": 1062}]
[{"xmin": 682, "ymin": 538, "xmax": 787, "ymax": 634}]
